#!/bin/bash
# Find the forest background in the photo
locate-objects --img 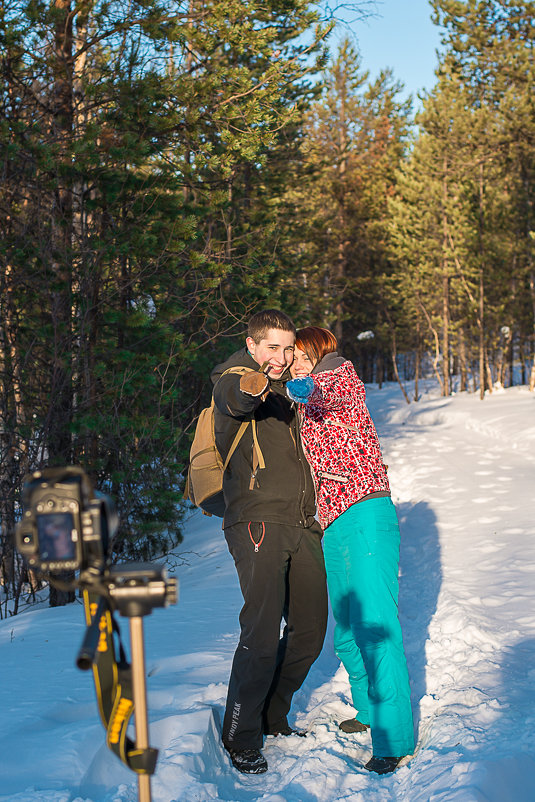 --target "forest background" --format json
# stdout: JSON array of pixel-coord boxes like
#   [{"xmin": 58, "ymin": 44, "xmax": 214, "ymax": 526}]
[{"xmin": 1, "ymin": 0, "xmax": 534, "ymax": 610}]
